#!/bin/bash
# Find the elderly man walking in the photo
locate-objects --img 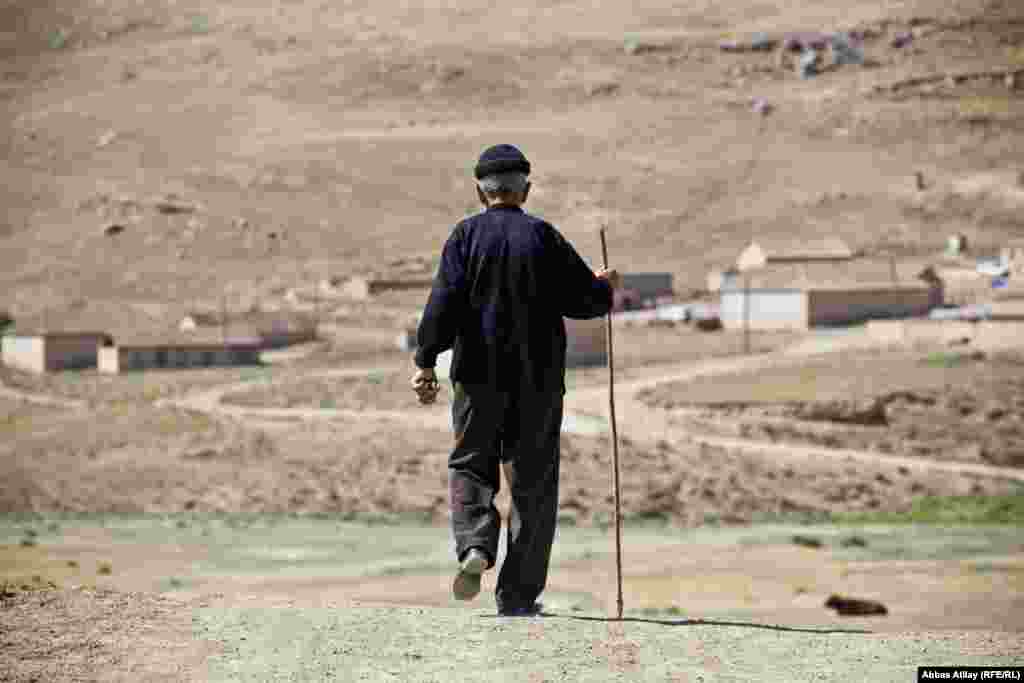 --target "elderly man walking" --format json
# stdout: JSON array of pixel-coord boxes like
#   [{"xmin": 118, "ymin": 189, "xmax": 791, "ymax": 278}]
[{"xmin": 410, "ymin": 144, "xmax": 620, "ymax": 616}]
